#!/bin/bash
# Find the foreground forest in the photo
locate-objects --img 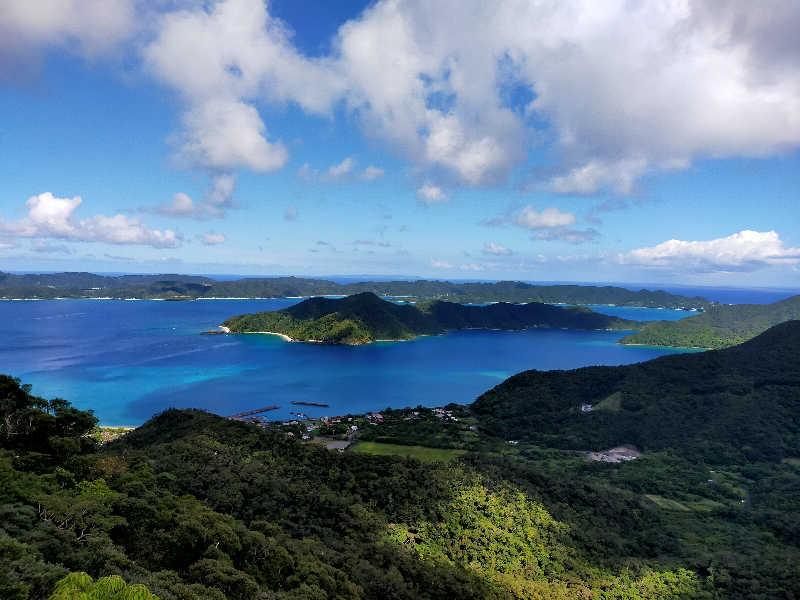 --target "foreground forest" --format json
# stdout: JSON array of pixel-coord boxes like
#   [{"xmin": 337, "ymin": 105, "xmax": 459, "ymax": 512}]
[
  {"xmin": 2, "ymin": 323, "xmax": 800, "ymax": 599},
  {"xmin": 222, "ymin": 292, "xmax": 637, "ymax": 344},
  {"xmin": 0, "ymin": 271, "xmax": 710, "ymax": 309}
]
